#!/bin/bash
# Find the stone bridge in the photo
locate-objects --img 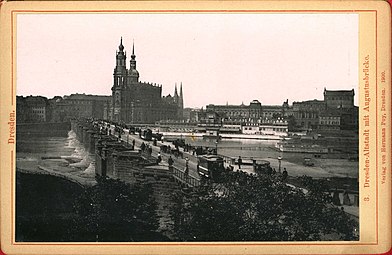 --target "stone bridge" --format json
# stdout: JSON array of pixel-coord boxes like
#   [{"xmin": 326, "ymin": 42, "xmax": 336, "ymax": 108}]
[{"xmin": 71, "ymin": 119, "xmax": 201, "ymax": 229}]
